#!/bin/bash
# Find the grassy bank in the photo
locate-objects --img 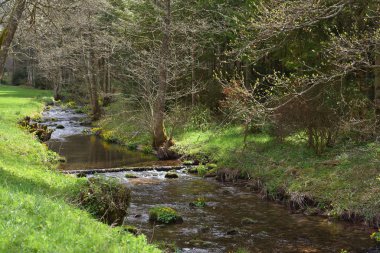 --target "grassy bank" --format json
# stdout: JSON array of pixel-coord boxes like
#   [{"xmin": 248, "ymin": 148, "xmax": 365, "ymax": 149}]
[
  {"xmin": 174, "ymin": 126, "xmax": 380, "ymax": 224},
  {"xmin": 97, "ymin": 98, "xmax": 380, "ymax": 224},
  {"xmin": 0, "ymin": 86, "xmax": 159, "ymax": 253}
]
